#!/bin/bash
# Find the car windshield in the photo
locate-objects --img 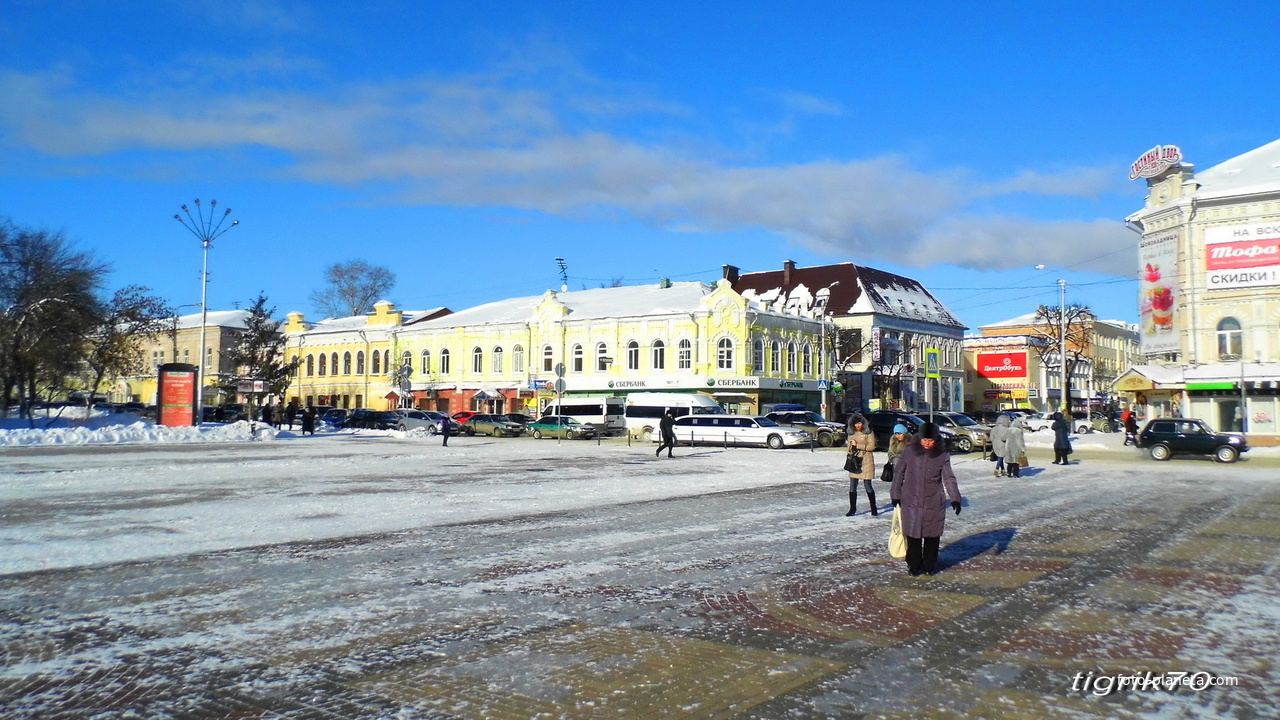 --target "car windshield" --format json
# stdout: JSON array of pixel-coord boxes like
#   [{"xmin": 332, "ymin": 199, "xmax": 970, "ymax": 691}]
[
  {"xmin": 755, "ymin": 417, "xmax": 780, "ymax": 427},
  {"xmin": 561, "ymin": 418, "xmax": 581, "ymax": 426},
  {"xmin": 801, "ymin": 412, "xmax": 829, "ymax": 423},
  {"xmin": 949, "ymin": 414, "xmax": 979, "ymax": 427}
]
